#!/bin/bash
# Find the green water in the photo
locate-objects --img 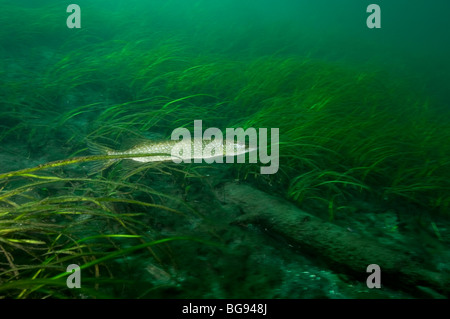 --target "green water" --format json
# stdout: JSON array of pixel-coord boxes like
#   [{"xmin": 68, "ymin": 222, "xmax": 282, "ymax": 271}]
[{"xmin": 0, "ymin": 0, "xmax": 449, "ymax": 299}]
